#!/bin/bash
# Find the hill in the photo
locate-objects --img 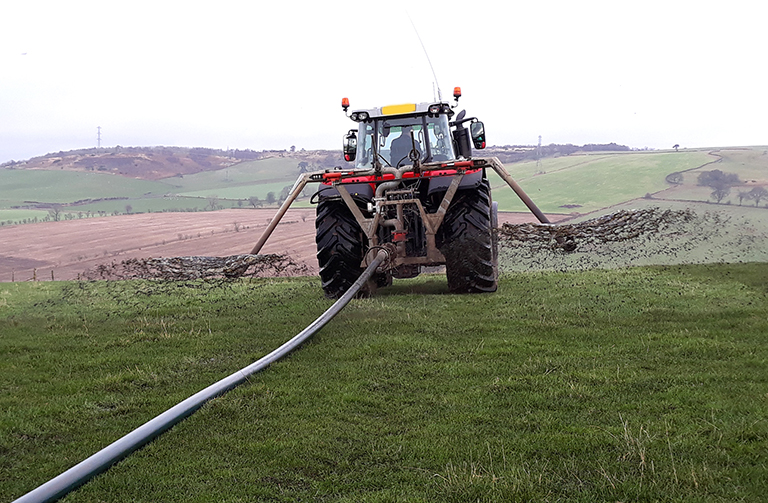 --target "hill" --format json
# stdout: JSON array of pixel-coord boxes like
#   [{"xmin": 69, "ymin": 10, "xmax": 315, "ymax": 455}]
[
  {"xmin": 0, "ymin": 142, "xmax": 651, "ymax": 225},
  {"xmin": 1, "ymin": 146, "xmax": 345, "ymax": 180},
  {"xmin": 0, "ymin": 147, "xmax": 347, "ymax": 223}
]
